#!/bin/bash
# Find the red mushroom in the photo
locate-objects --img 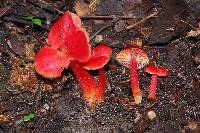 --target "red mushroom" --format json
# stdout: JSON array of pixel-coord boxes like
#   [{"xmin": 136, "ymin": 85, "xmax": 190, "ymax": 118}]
[
  {"xmin": 34, "ymin": 11, "xmax": 112, "ymax": 107},
  {"xmin": 70, "ymin": 45, "xmax": 112, "ymax": 107},
  {"xmin": 116, "ymin": 47, "xmax": 149, "ymax": 104},
  {"xmin": 145, "ymin": 66, "xmax": 169, "ymax": 100}
]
